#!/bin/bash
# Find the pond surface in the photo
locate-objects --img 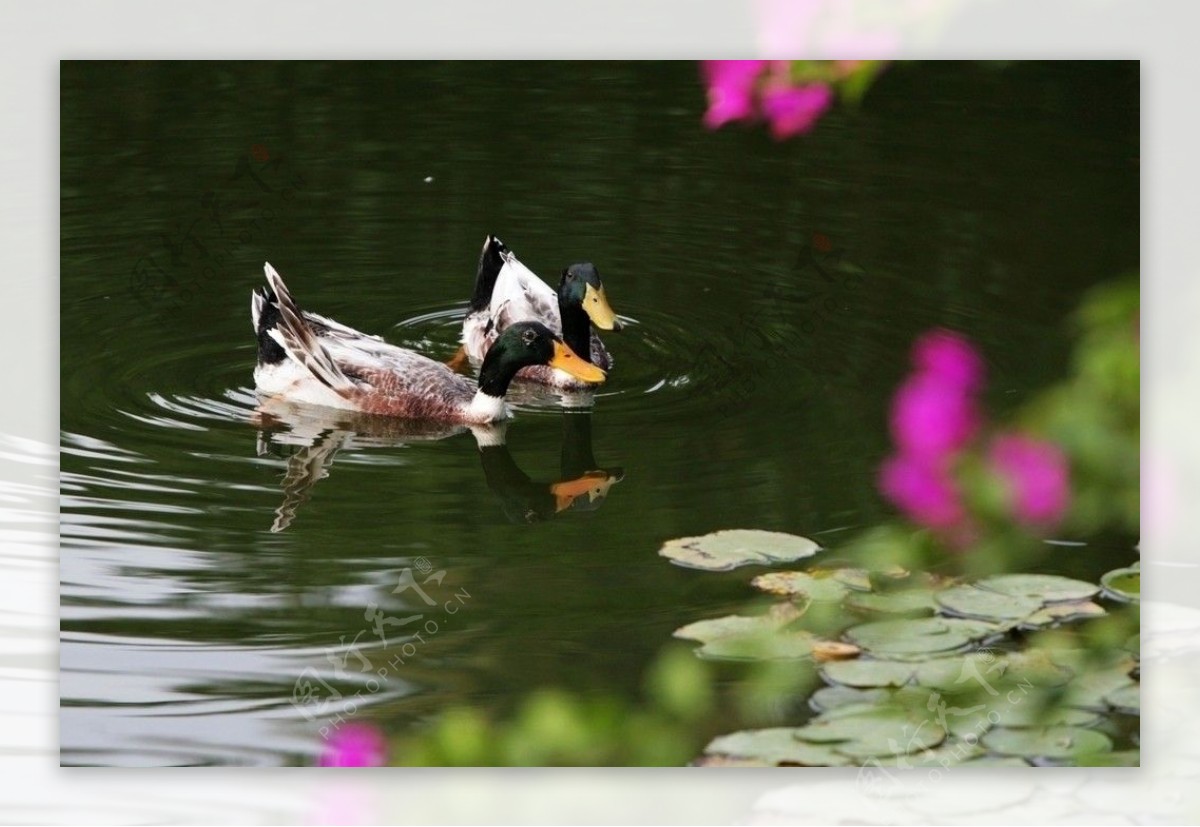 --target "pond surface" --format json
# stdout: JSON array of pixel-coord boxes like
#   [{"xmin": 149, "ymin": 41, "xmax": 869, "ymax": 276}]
[{"xmin": 60, "ymin": 61, "xmax": 1138, "ymax": 766}]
